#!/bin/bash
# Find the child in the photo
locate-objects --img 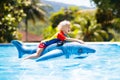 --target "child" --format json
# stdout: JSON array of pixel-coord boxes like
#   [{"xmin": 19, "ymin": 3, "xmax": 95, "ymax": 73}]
[{"xmin": 24, "ymin": 20, "xmax": 84, "ymax": 60}]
